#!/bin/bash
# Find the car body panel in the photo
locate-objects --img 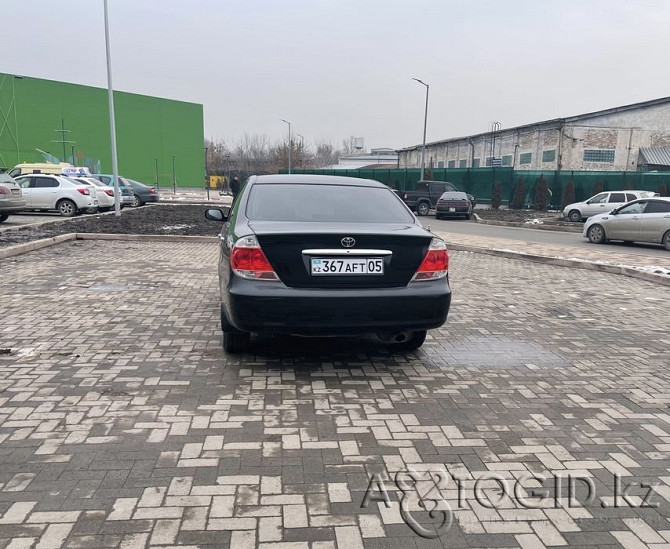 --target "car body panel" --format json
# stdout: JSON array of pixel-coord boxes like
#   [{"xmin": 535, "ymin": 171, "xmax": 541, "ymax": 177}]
[
  {"xmin": 14, "ymin": 174, "xmax": 98, "ymax": 211},
  {"xmin": 91, "ymin": 174, "xmax": 135, "ymax": 204},
  {"xmin": 0, "ymin": 172, "xmax": 27, "ymax": 213},
  {"xmin": 126, "ymin": 179, "xmax": 160, "ymax": 204}
]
